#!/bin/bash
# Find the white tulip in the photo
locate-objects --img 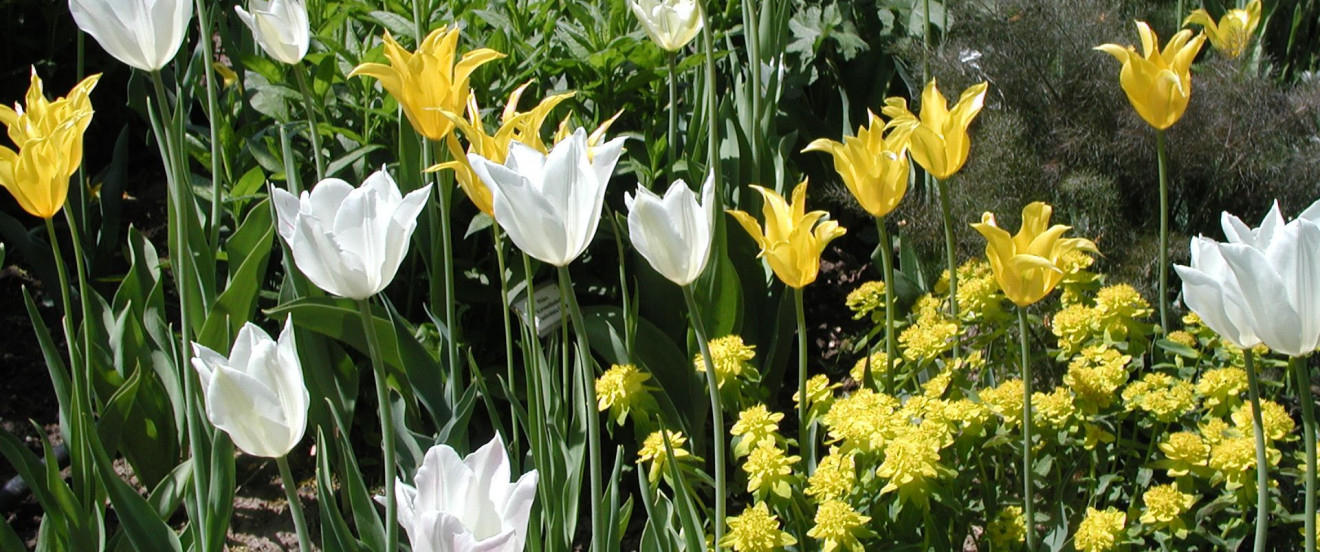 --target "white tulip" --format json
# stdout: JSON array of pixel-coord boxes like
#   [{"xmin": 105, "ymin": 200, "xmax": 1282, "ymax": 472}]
[
  {"xmin": 235, "ymin": 0, "xmax": 310, "ymax": 65},
  {"xmin": 192, "ymin": 319, "xmax": 308, "ymax": 458},
  {"xmin": 1176, "ymin": 199, "xmax": 1320, "ymax": 356},
  {"xmin": 625, "ymin": 174, "xmax": 715, "ymax": 286},
  {"xmin": 628, "ymin": 0, "xmax": 704, "ymax": 52},
  {"xmin": 68, "ymin": 0, "xmax": 193, "ymax": 72},
  {"xmin": 272, "ymin": 168, "xmax": 430, "ymax": 300},
  {"xmin": 391, "ymin": 434, "xmax": 538, "ymax": 552},
  {"xmin": 467, "ymin": 128, "xmax": 626, "ymax": 267}
]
